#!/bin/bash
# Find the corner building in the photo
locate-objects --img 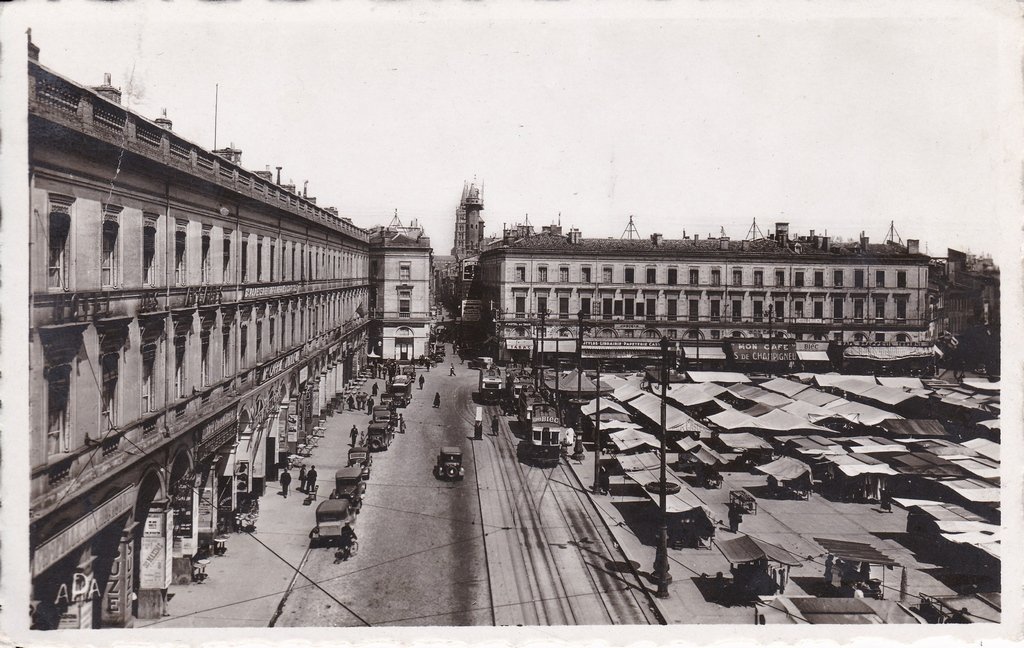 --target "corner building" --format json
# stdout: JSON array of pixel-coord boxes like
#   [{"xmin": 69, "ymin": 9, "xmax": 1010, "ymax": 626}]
[
  {"xmin": 475, "ymin": 224, "xmax": 931, "ymax": 367},
  {"xmin": 28, "ymin": 52, "xmax": 370, "ymax": 628},
  {"xmin": 368, "ymin": 223, "xmax": 434, "ymax": 361}
]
